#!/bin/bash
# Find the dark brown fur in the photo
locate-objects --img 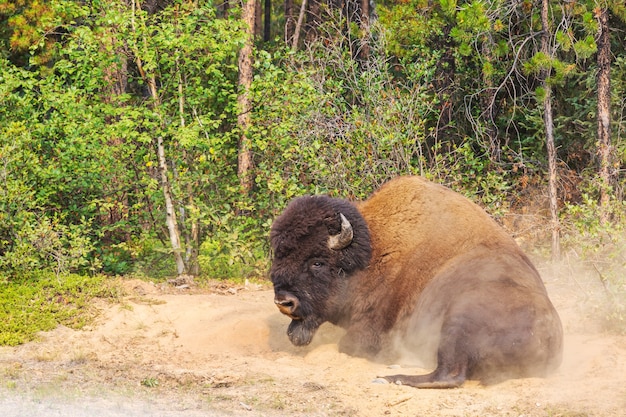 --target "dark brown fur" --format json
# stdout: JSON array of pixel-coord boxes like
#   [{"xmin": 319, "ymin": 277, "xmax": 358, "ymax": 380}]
[{"xmin": 270, "ymin": 176, "xmax": 563, "ymax": 388}]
